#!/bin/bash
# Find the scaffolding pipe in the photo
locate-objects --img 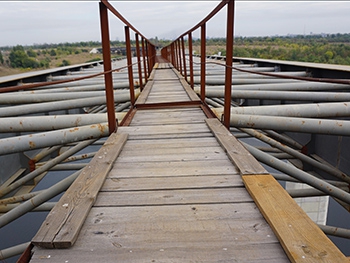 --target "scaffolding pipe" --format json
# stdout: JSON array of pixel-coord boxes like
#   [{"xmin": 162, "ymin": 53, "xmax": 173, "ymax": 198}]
[
  {"xmin": 241, "ymin": 142, "xmax": 350, "ymax": 205},
  {"xmin": 318, "ymin": 224, "xmax": 350, "ymax": 239},
  {"xmin": 0, "ymin": 170, "xmax": 80, "ymax": 228},
  {"xmin": 0, "ymin": 242, "xmax": 30, "ymax": 261},
  {"xmin": 0, "ymin": 113, "xmax": 126, "ymax": 133},
  {"xmin": 0, "ymin": 89, "xmax": 134, "ymax": 104},
  {"xmin": 0, "ymin": 139, "xmax": 96, "ymax": 198},
  {"xmin": 230, "ymin": 114, "xmax": 350, "ymax": 136},
  {"xmin": 201, "ymin": 89, "xmax": 350, "ymax": 102},
  {"xmin": 240, "ymin": 128, "xmax": 350, "ymax": 184},
  {"xmin": 213, "ymin": 101, "xmax": 350, "ymax": 118},
  {"xmin": 0, "ymin": 190, "xmax": 43, "ymax": 205},
  {"xmin": 0, "ymin": 90, "xmax": 139, "ymax": 117},
  {"xmin": 0, "ymin": 202, "xmax": 56, "ymax": 213},
  {"xmin": 0, "ymin": 123, "xmax": 108, "ymax": 156},
  {"xmin": 197, "ymin": 82, "xmax": 350, "ymax": 92}
]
